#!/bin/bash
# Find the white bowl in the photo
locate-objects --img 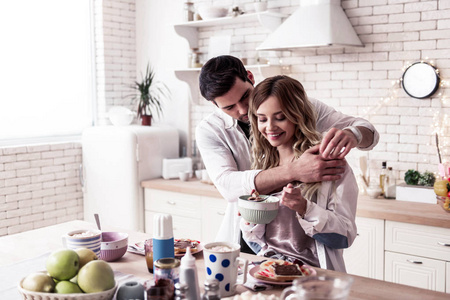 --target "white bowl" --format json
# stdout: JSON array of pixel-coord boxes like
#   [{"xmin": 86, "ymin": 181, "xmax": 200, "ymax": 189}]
[
  {"xmin": 18, "ymin": 275, "xmax": 118, "ymax": 300},
  {"xmin": 197, "ymin": 5, "xmax": 228, "ymax": 20},
  {"xmin": 108, "ymin": 106, "xmax": 136, "ymax": 126},
  {"xmin": 238, "ymin": 195, "xmax": 279, "ymax": 224}
]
